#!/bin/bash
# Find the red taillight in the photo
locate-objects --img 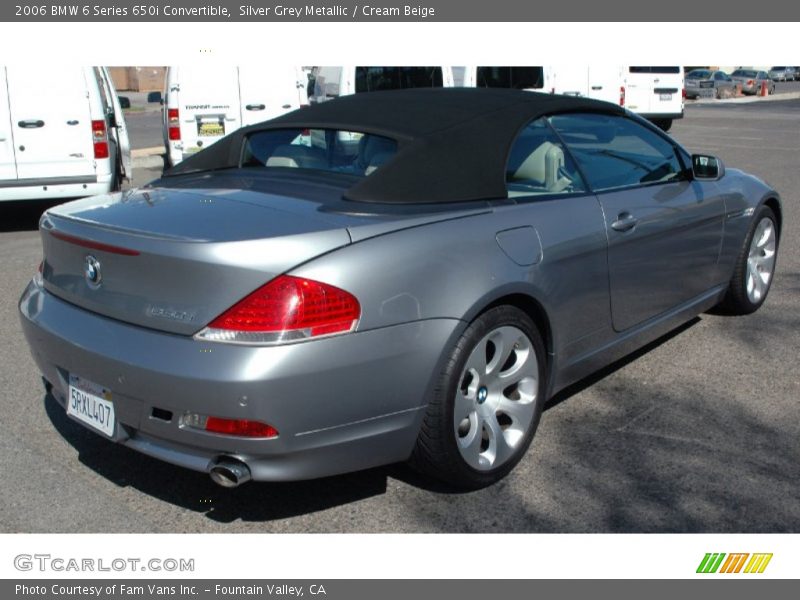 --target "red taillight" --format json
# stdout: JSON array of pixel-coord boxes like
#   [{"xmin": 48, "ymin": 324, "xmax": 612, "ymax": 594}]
[
  {"xmin": 682, "ymin": 88, "xmax": 687, "ymax": 99},
  {"xmin": 619, "ymin": 86, "xmax": 626, "ymax": 107},
  {"xmin": 168, "ymin": 108, "xmax": 181, "ymax": 140},
  {"xmin": 205, "ymin": 417, "xmax": 279, "ymax": 438},
  {"xmin": 92, "ymin": 119, "xmax": 108, "ymax": 159},
  {"xmin": 198, "ymin": 275, "xmax": 361, "ymax": 344},
  {"xmin": 747, "ymin": 79, "xmax": 754, "ymax": 86}
]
